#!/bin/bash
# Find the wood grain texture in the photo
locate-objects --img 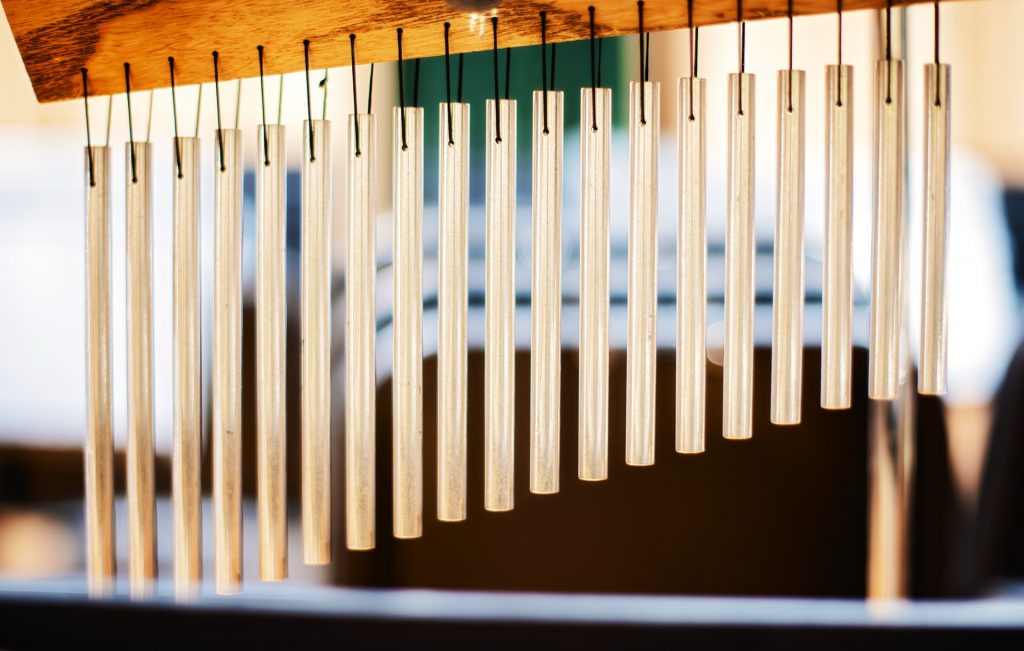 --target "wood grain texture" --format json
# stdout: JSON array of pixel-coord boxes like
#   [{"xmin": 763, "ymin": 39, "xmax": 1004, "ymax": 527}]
[{"xmin": 3, "ymin": 0, "xmax": 947, "ymax": 102}]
